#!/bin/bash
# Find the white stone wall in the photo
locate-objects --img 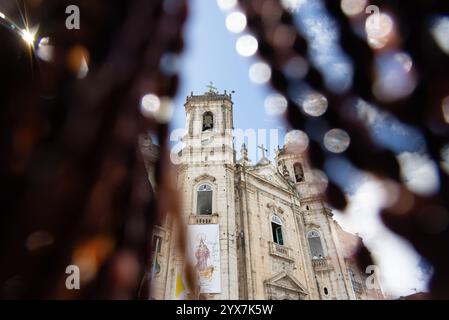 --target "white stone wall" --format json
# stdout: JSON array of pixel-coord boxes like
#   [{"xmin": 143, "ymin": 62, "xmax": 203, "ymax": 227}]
[{"xmin": 238, "ymin": 173, "xmax": 312, "ymax": 299}]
